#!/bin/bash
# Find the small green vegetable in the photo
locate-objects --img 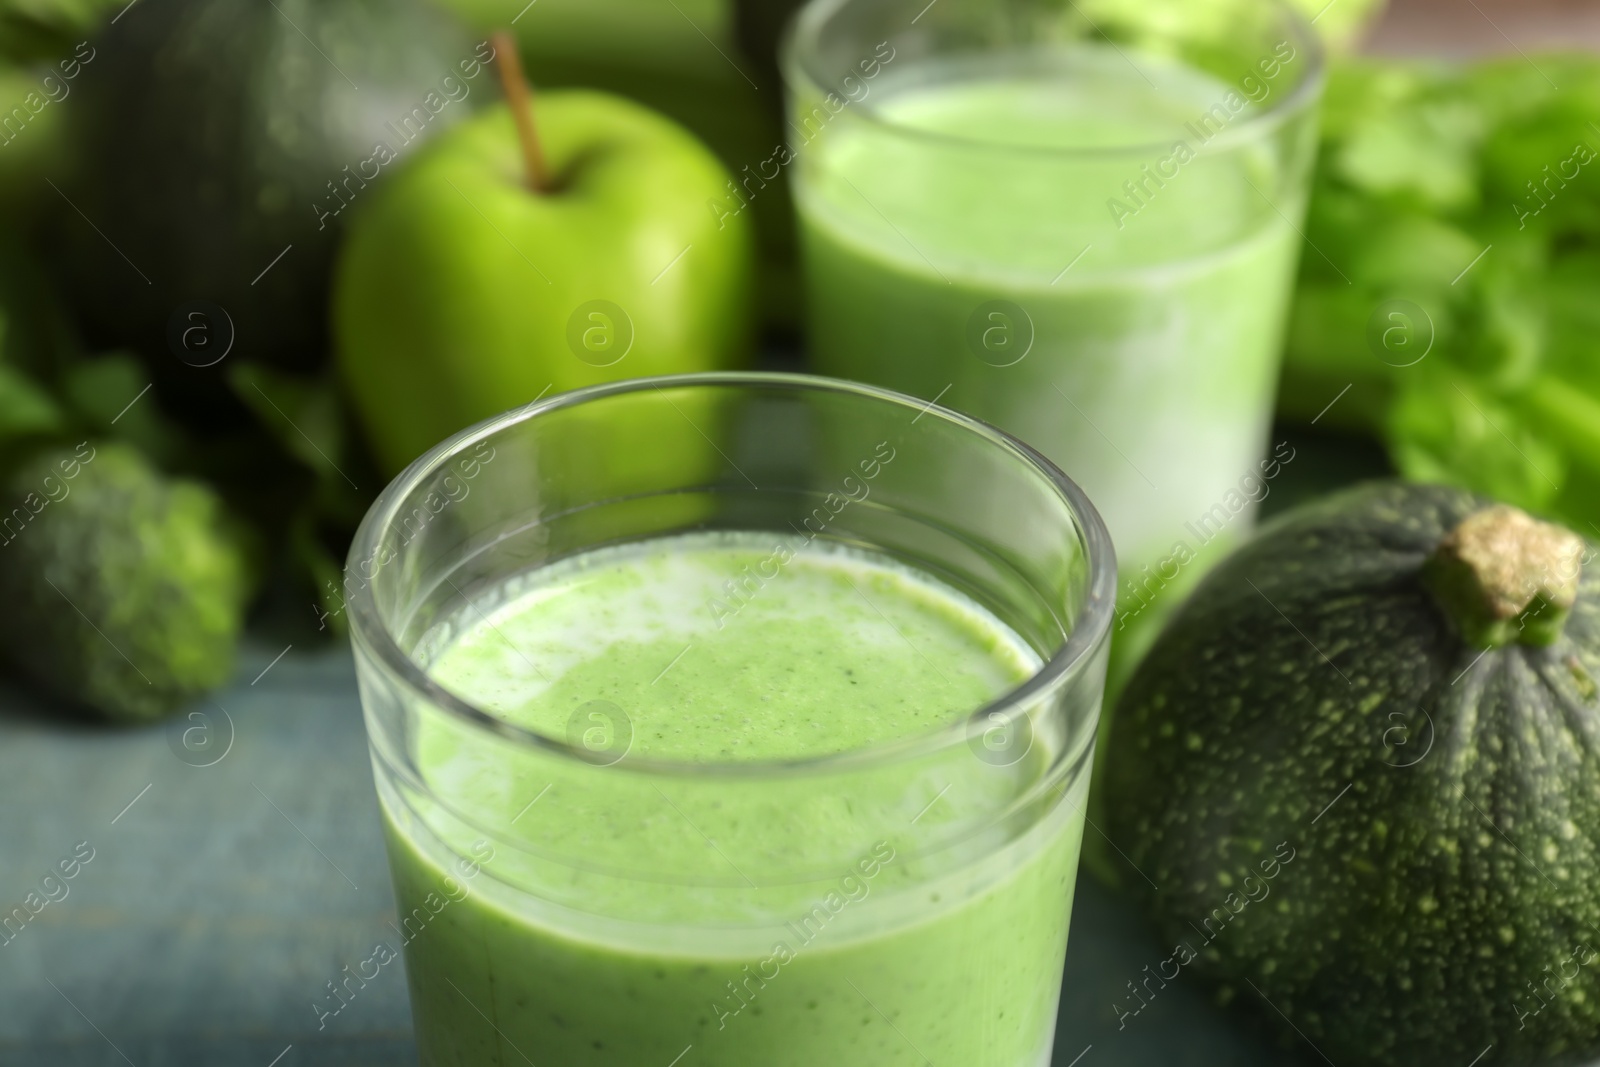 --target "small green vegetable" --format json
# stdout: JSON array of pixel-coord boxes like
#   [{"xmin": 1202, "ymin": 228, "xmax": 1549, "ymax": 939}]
[
  {"xmin": 0, "ymin": 441, "xmax": 254, "ymax": 721},
  {"xmin": 63, "ymin": 0, "xmax": 479, "ymax": 373}
]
